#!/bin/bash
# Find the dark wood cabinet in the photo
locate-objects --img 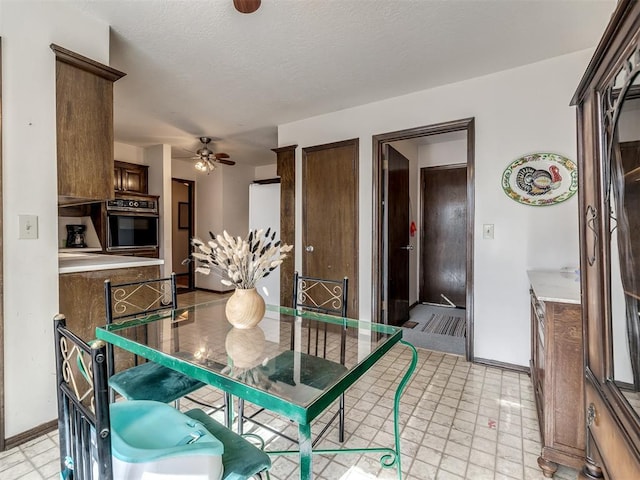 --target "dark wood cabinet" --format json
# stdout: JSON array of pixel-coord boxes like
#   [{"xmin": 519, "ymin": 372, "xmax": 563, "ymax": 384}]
[
  {"xmin": 52, "ymin": 44, "xmax": 125, "ymax": 204},
  {"xmin": 529, "ymin": 274, "xmax": 584, "ymax": 477},
  {"xmin": 114, "ymin": 160, "xmax": 148, "ymax": 194},
  {"xmin": 59, "ymin": 265, "xmax": 160, "ymax": 371},
  {"xmin": 572, "ymin": 1, "xmax": 640, "ymax": 478}
]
